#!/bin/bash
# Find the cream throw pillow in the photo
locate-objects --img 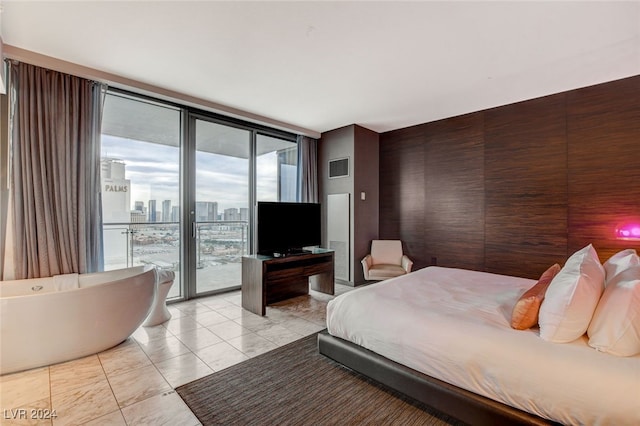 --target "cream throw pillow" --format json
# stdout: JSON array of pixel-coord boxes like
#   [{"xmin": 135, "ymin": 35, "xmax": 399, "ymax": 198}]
[
  {"xmin": 511, "ymin": 263, "xmax": 561, "ymax": 330},
  {"xmin": 588, "ymin": 265, "xmax": 640, "ymax": 356},
  {"xmin": 539, "ymin": 244, "xmax": 605, "ymax": 343}
]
